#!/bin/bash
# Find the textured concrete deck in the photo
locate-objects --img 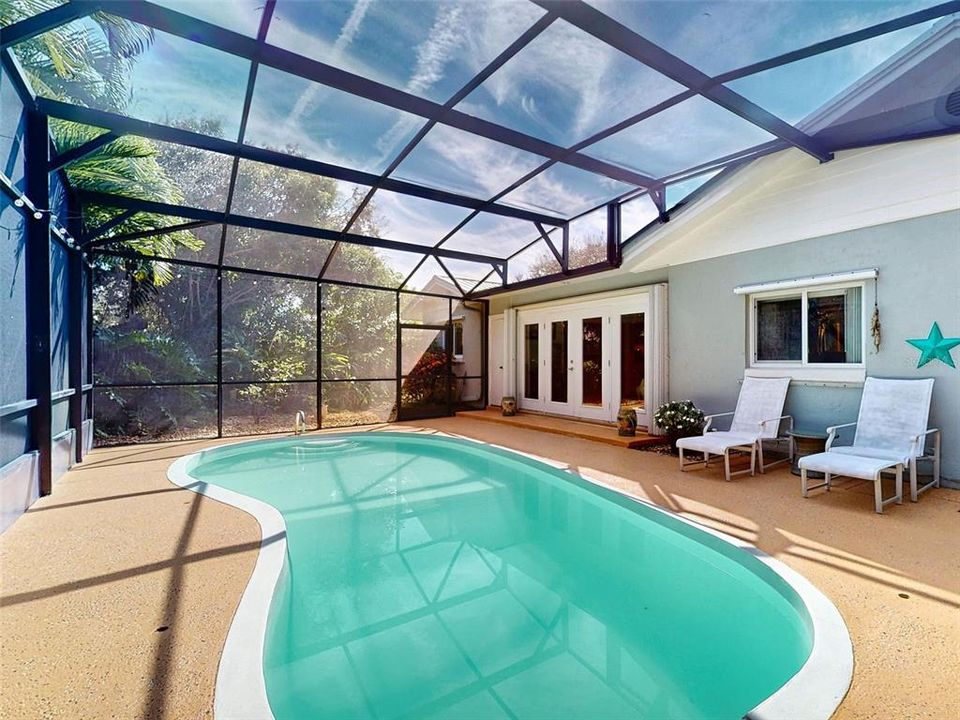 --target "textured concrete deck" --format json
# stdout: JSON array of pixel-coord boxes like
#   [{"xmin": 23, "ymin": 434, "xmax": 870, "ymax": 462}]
[{"xmin": 1, "ymin": 418, "xmax": 958, "ymax": 719}]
